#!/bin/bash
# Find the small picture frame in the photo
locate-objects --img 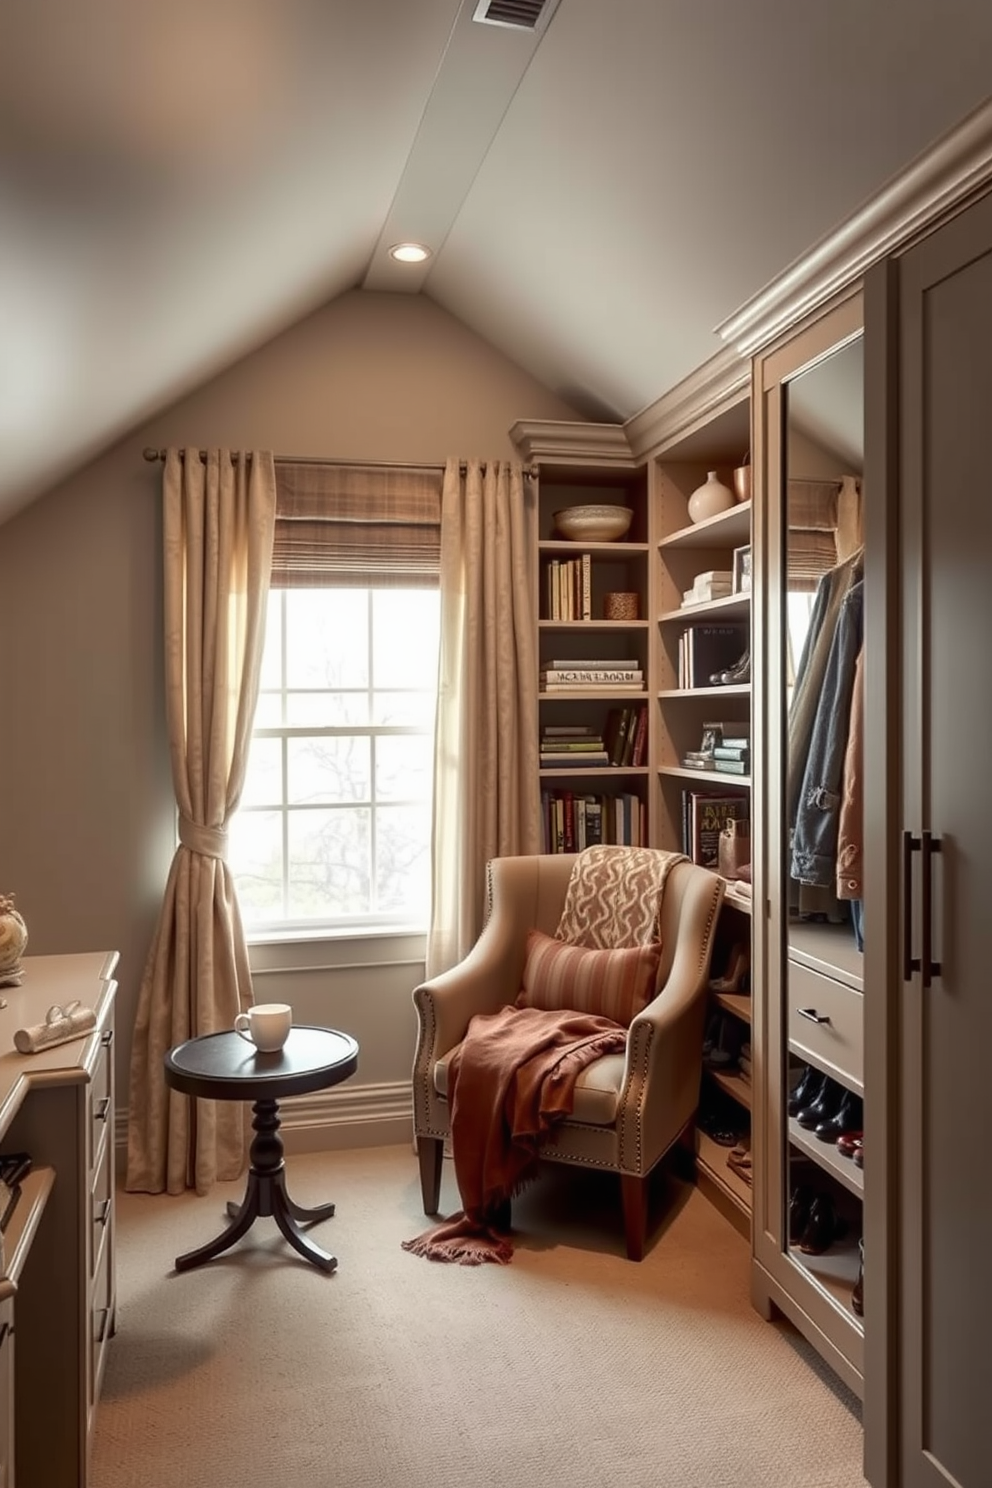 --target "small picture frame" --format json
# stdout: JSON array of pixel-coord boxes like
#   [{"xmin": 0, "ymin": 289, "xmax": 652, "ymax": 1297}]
[{"xmin": 733, "ymin": 544, "xmax": 752, "ymax": 594}]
